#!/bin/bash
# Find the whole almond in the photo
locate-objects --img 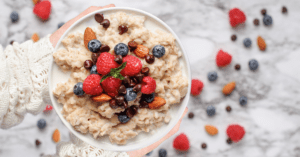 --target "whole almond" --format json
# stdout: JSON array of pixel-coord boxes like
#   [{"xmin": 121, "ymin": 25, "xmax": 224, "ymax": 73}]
[
  {"xmin": 222, "ymin": 82, "xmax": 236, "ymax": 95},
  {"xmin": 31, "ymin": 33, "xmax": 39, "ymax": 42},
  {"xmin": 52, "ymin": 129, "xmax": 60, "ymax": 143},
  {"xmin": 92, "ymin": 94, "xmax": 112, "ymax": 102},
  {"xmin": 84, "ymin": 27, "xmax": 97, "ymax": 49},
  {"xmin": 134, "ymin": 45, "xmax": 149, "ymax": 58},
  {"xmin": 257, "ymin": 36, "xmax": 266, "ymax": 51},
  {"xmin": 148, "ymin": 97, "xmax": 166, "ymax": 109},
  {"xmin": 205, "ymin": 125, "xmax": 218, "ymax": 136}
]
